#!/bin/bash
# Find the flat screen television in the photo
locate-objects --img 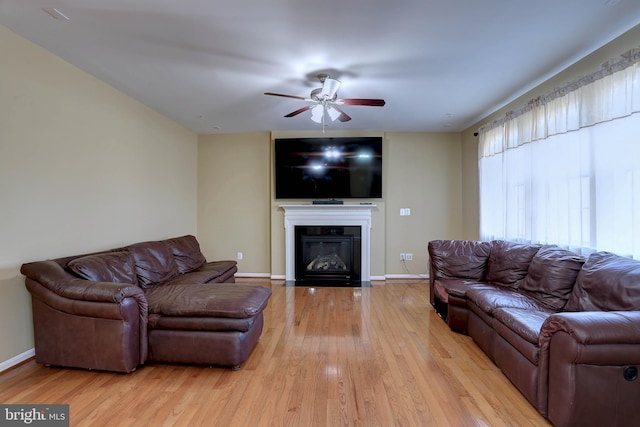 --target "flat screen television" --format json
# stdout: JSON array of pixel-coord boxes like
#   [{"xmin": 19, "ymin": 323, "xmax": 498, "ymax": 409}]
[{"xmin": 274, "ymin": 137, "xmax": 382, "ymax": 199}]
